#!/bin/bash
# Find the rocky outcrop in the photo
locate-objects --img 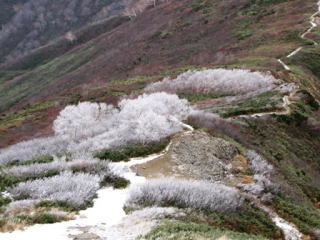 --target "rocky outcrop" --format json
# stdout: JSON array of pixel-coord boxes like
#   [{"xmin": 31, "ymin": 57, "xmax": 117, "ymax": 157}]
[{"xmin": 170, "ymin": 130, "xmax": 239, "ymax": 181}]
